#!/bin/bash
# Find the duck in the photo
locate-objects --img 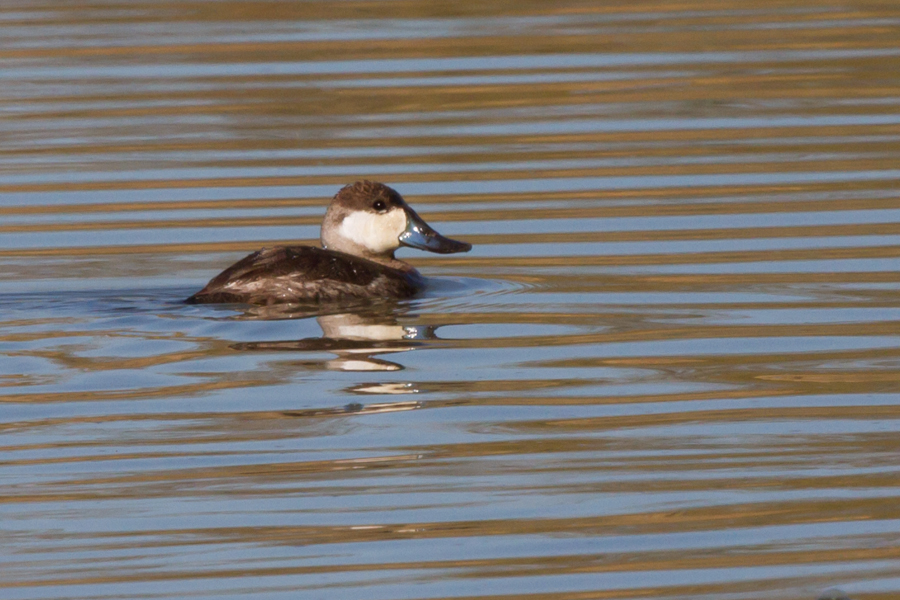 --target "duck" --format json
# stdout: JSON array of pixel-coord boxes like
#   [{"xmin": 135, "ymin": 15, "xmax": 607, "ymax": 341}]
[{"xmin": 186, "ymin": 181, "xmax": 471, "ymax": 305}]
